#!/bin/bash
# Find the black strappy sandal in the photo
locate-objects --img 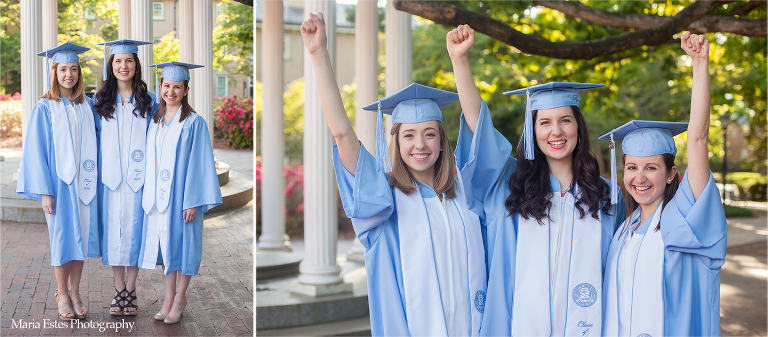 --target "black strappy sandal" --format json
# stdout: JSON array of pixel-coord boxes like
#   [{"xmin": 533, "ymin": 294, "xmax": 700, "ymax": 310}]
[
  {"xmin": 123, "ymin": 288, "xmax": 138, "ymax": 316},
  {"xmin": 109, "ymin": 286, "xmax": 127, "ymax": 316}
]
